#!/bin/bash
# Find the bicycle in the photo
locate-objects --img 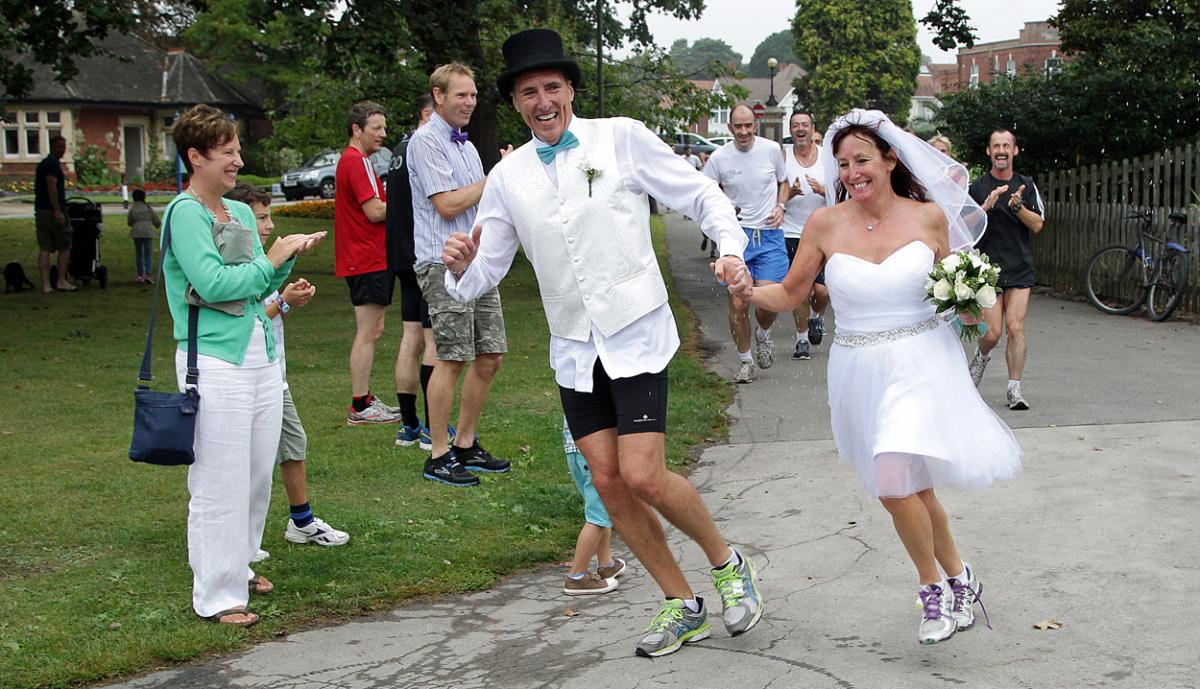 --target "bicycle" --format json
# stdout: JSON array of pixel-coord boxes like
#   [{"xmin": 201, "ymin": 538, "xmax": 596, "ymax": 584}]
[{"xmin": 1084, "ymin": 210, "xmax": 1193, "ymax": 321}]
